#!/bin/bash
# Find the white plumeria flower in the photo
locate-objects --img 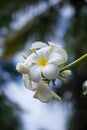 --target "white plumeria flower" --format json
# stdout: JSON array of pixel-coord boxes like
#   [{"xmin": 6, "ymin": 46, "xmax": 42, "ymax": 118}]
[
  {"xmin": 31, "ymin": 41, "xmax": 68, "ymax": 63},
  {"xmin": 23, "ymin": 75, "xmax": 61, "ymax": 103},
  {"xmin": 33, "ymin": 82, "xmax": 53, "ymax": 103},
  {"xmin": 24, "ymin": 42, "xmax": 68, "ymax": 82},
  {"xmin": 23, "ymin": 74, "xmax": 52, "ymax": 102},
  {"xmin": 16, "ymin": 41, "xmax": 69, "ymax": 103},
  {"xmin": 25, "ymin": 46, "xmax": 65, "ymax": 82}
]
